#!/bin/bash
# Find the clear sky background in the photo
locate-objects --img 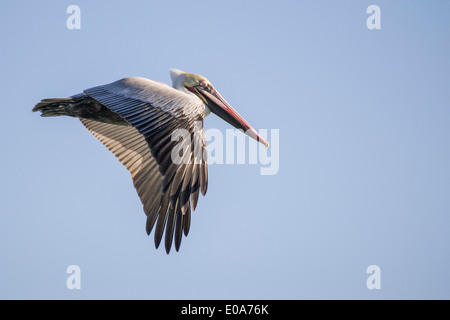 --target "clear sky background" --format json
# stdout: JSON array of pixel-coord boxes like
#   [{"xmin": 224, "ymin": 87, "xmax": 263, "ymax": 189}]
[{"xmin": 1, "ymin": 1, "xmax": 449, "ymax": 299}]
